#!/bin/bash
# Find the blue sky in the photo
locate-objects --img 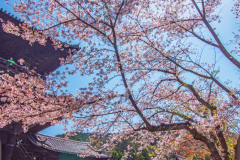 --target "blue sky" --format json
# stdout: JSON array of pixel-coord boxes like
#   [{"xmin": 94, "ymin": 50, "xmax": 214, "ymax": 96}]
[{"xmin": 1, "ymin": 0, "xmax": 239, "ymax": 136}]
